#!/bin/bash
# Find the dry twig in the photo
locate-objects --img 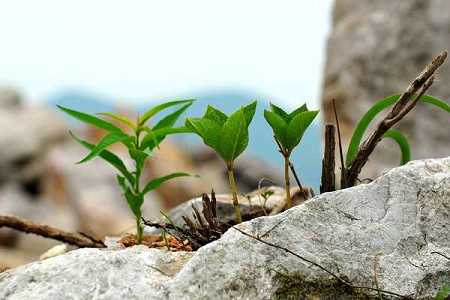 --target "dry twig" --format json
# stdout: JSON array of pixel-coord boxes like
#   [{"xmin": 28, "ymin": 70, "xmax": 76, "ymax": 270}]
[
  {"xmin": 0, "ymin": 215, "xmax": 105, "ymax": 248},
  {"xmin": 344, "ymin": 51, "xmax": 447, "ymax": 187},
  {"xmin": 320, "ymin": 124, "xmax": 336, "ymax": 193},
  {"xmin": 233, "ymin": 227, "xmax": 410, "ymax": 299}
]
